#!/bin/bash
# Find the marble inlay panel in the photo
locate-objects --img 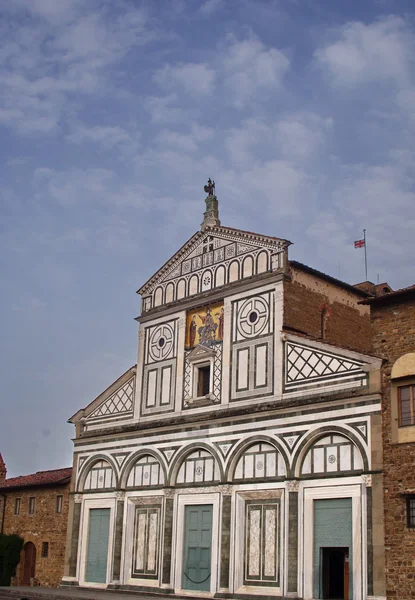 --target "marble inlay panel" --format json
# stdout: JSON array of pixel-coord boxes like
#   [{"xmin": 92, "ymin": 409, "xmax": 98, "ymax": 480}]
[
  {"xmin": 248, "ymin": 508, "xmax": 261, "ymax": 577},
  {"xmin": 147, "ymin": 512, "xmax": 158, "ymax": 572},
  {"xmin": 264, "ymin": 508, "xmax": 276, "ymax": 577},
  {"xmin": 136, "ymin": 512, "xmax": 146, "ymax": 570}
]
